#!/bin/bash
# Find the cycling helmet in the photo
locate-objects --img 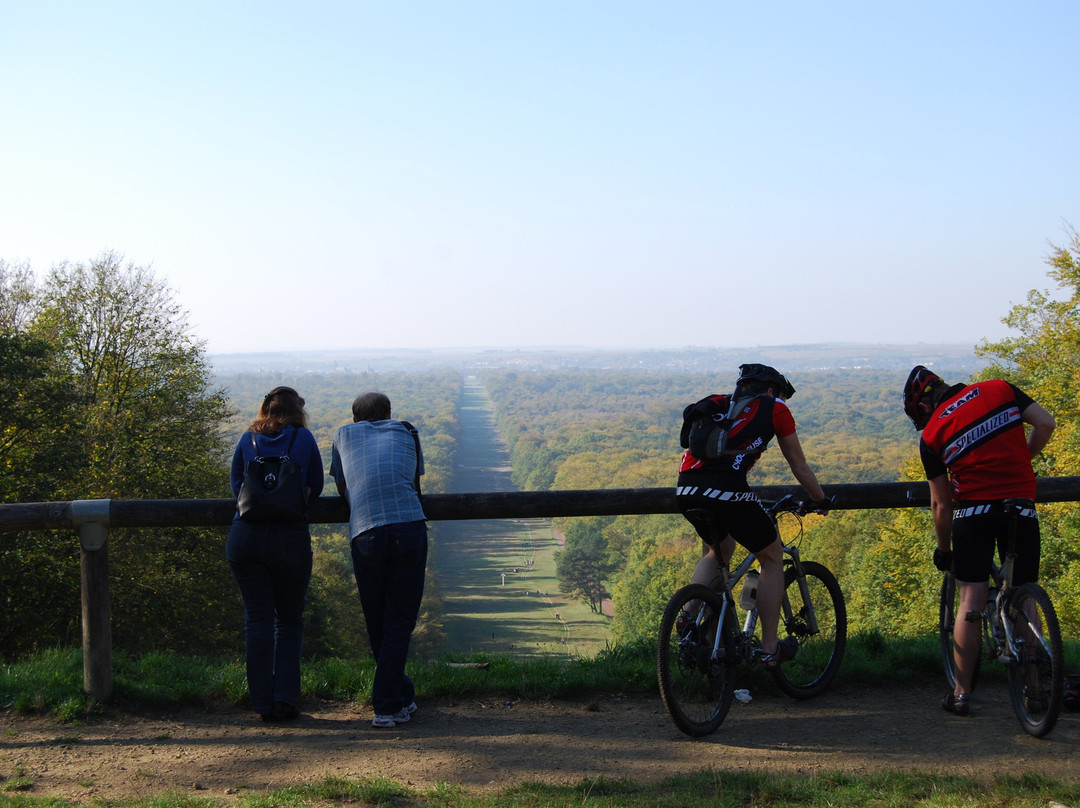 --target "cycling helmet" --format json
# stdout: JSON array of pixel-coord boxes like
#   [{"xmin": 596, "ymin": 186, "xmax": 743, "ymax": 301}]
[
  {"xmin": 903, "ymin": 365, "xmax": 945, "ymax": 430},
  {"xmin": 736, "ymin": 363, "xmax": 796, "ymax": 400}
]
